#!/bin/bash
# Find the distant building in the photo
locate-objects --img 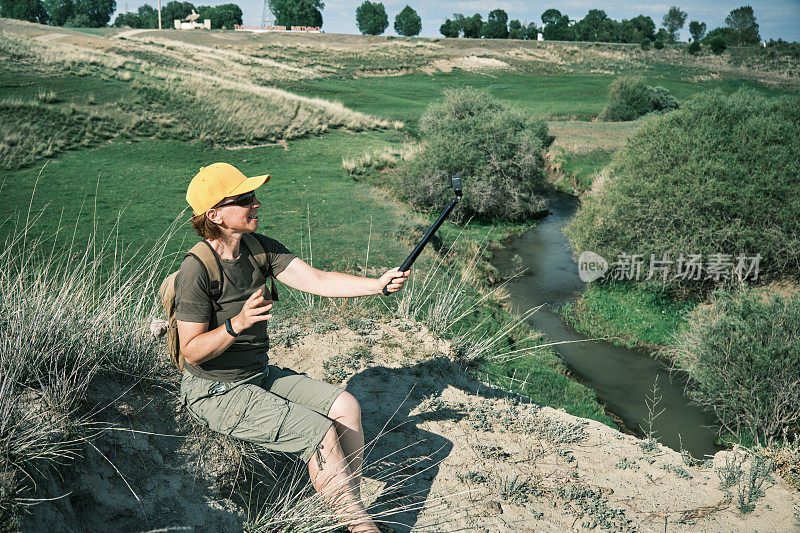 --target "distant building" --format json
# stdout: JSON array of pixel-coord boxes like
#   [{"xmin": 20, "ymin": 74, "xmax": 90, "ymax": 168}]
[
  {"xmin": 174, "ymin": 19, "xmax": 211, "ymax": 30},
  {"xmin": 234, "ymin": 24, "xmax": 320, "ymax": 33}
]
